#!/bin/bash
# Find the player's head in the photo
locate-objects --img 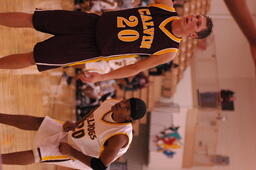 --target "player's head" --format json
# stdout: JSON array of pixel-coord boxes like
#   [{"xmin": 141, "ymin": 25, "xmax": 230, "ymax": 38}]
[
  {"xmin": 179, "ymin": 15, "xmax": 213, "ymax": 39},
  {"xmin": 112, "ymin": 98, "xmax": 147, "ymax": 123}
]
